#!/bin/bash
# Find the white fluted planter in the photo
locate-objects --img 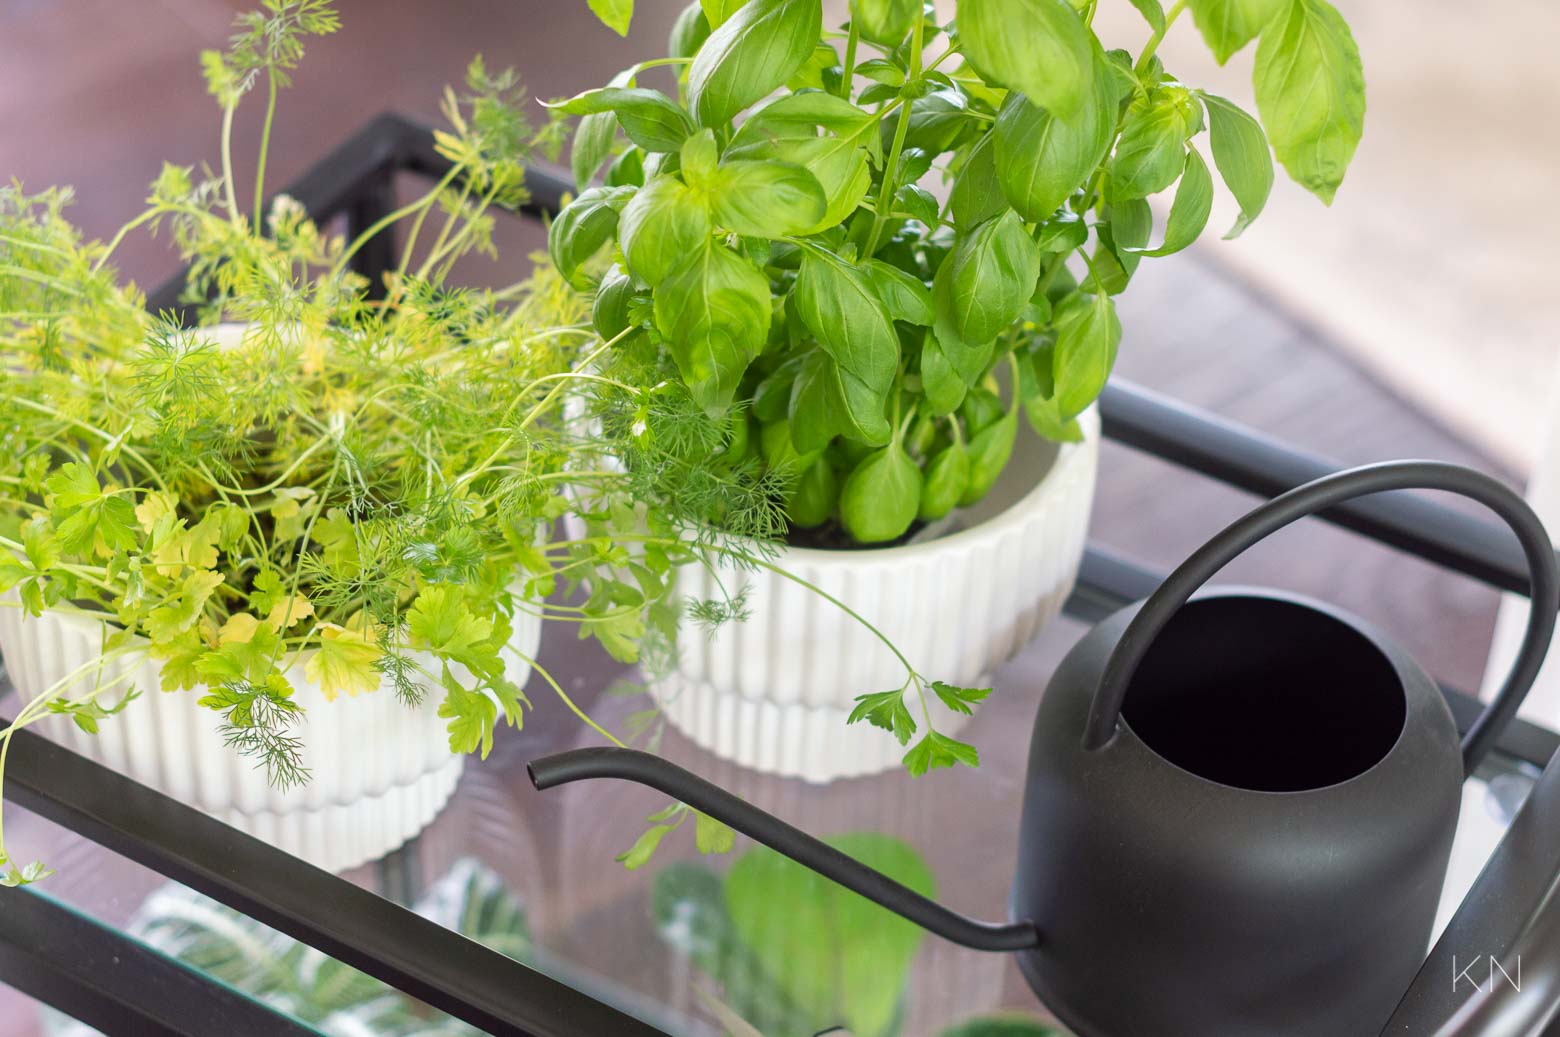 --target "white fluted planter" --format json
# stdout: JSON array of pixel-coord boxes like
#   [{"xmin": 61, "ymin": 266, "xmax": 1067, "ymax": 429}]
[
  {"xmin": 658, "ymin": 407, "xmax": 1100, "ymax": 783},
  {"xmin": 0, "ymin": 600, "xmax": 541, "ymax": 873}
]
